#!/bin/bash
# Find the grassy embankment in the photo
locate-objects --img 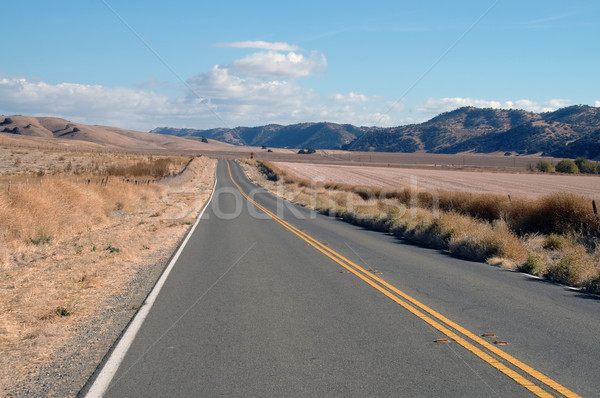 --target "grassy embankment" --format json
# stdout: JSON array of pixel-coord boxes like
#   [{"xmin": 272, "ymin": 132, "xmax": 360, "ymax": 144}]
[
  {"xmin": 0, "ymin": 148, "xmax": 216, "ymax": 394},
  {"xmin": 245, "ymin": 160, "xmax": 600, "ymax": 294}
]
